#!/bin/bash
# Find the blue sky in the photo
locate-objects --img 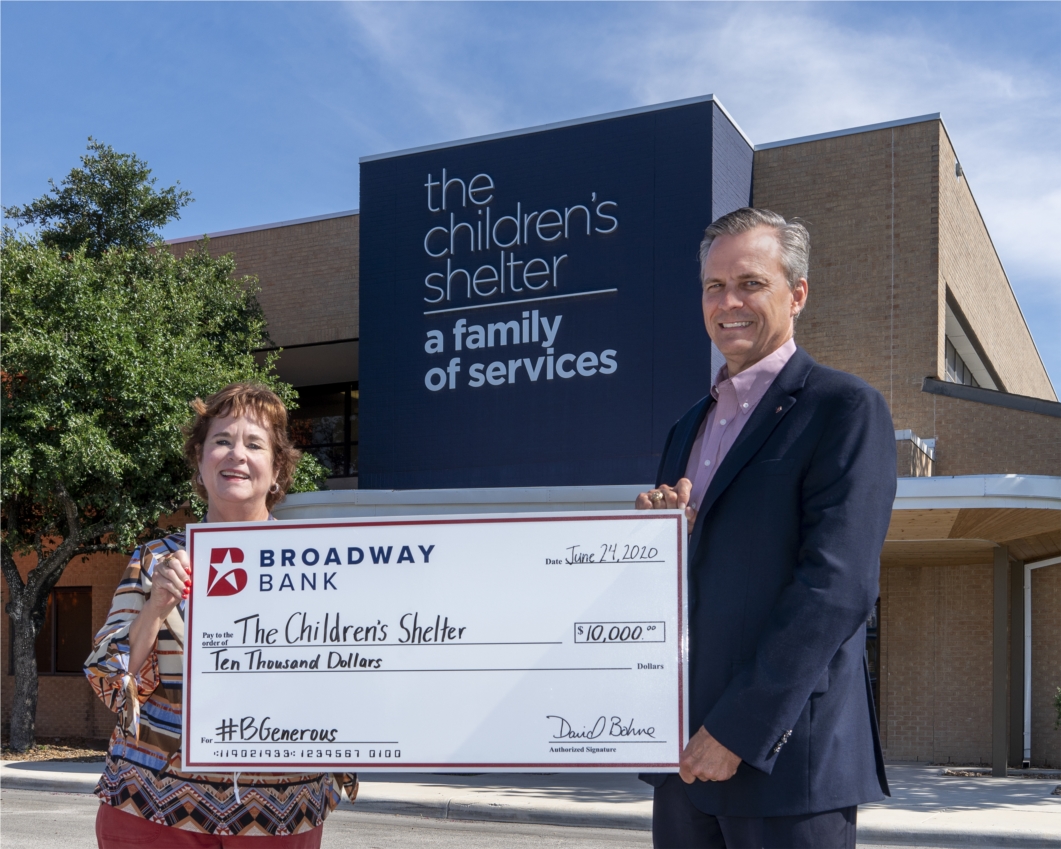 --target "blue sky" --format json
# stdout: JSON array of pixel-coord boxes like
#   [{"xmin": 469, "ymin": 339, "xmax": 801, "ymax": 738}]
[{"xmin": 3, "ymin": 2, "xmax": 1059, "ymax": 391}]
